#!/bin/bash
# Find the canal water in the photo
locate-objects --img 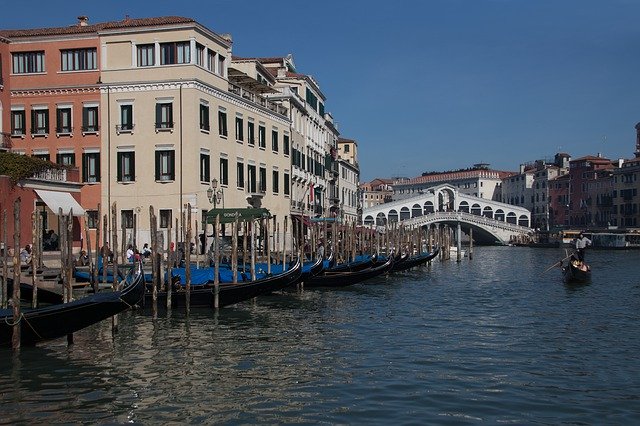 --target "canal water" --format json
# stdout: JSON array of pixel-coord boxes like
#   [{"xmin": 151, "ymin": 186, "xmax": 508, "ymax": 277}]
[{"xmin": 1, "ymin": 247, "xmax": 640, "ymax": 424}]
